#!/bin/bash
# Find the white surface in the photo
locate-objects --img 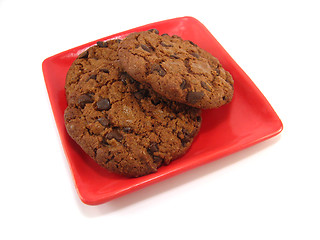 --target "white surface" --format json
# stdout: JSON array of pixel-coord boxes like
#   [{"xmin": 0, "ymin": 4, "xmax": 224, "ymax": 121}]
[{"xmin": 1, "ymin": 0, "xmax": 319, "ymax": 239}]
